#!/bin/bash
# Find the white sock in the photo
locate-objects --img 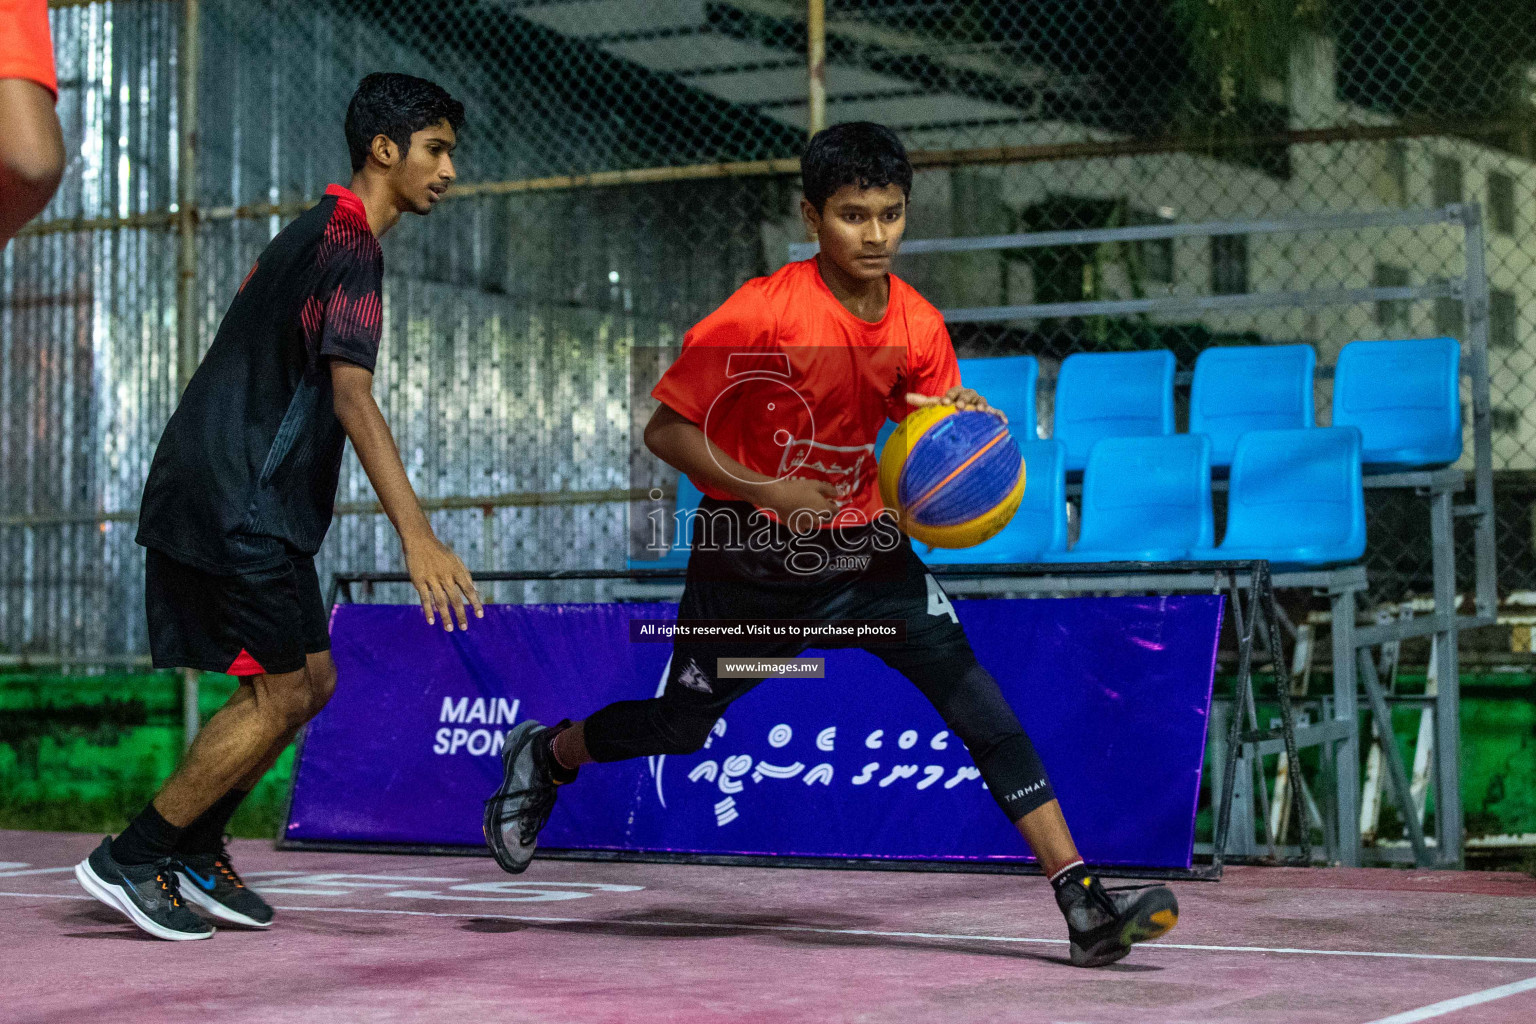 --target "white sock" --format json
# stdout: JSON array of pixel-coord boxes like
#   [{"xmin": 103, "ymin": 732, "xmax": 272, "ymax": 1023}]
[{"xmin": 1048, "ymin": 859, "xmax": 1085, "ymax": 885}]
